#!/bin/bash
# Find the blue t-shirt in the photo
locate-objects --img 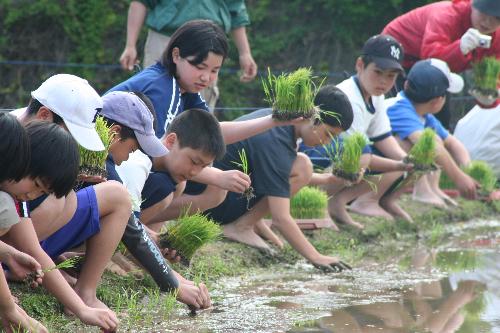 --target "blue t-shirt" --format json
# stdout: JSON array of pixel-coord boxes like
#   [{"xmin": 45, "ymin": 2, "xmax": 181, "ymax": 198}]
[
  {"xmin": 387, "ymin": 92, "xmax": 449, "ymax": 141},
  {"xmin": 106, "ymin": 63, "xmax": 208, "ymax": 138}
]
